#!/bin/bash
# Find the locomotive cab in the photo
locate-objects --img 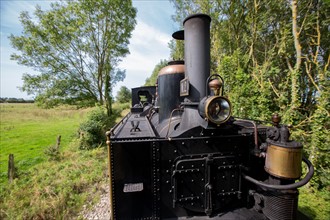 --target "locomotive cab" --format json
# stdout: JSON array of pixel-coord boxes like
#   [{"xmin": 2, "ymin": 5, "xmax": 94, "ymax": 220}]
[{"xmin": 106, "ymin": 13, "xmax": 313, "ymax": 220}]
